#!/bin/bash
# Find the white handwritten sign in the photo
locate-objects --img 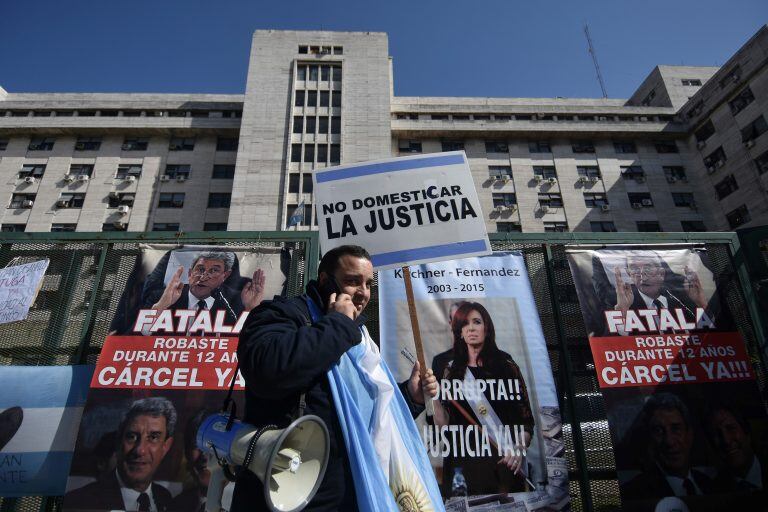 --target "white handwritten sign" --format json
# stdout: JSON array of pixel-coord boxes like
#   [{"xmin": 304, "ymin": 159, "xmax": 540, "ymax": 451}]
[
  {"xmin": 0, "ymin": 260, "xmax": 49, "ymax": 324},
  {"xmin": 313, "ymin": 152, "xmax": 490, "ymax": 270}
]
